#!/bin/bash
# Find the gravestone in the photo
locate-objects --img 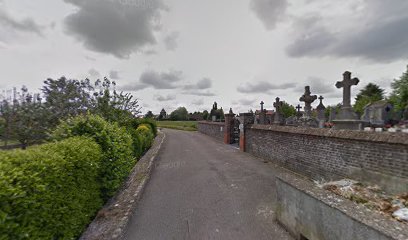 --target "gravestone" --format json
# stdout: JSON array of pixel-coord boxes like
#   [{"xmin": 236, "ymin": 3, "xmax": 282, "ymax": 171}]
[
  {"xmin": 296, "ymin": 104, "xmax": 302, "ymax": 118},
  {"xmin": 333, "ymin": 71, "xmax": 364, "ymax": 130},
  {"xmin": 316, "ymin": 96, "xmax": 326, "ymax": 128},
  {"xmin": 259, "ymin": 101, "xmax": 266, "ymax": 125},
  {"xmin": 299, "ymin": 86, "xmax": 317, "ymax": 118},
  {"xmin": 361, "ymin": 101, "xmax": 393, "ymax": 127},
  {"xmin": 273, "ymin": 97, "xmax": 284, "ymax": 125}
]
